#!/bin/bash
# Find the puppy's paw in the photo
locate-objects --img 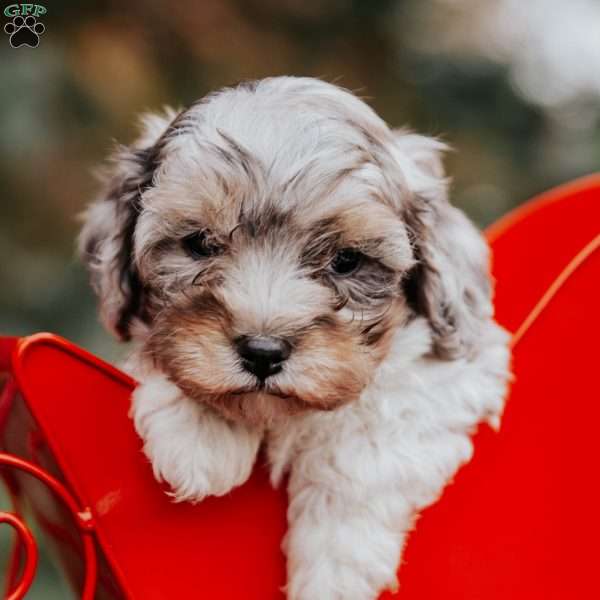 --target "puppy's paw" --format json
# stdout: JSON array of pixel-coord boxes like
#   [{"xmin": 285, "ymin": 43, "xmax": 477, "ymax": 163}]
[
  {"xmin": 131, "ymin": 373, "xmax": 262, "ymax": 502},
  {"xmin": 287, "ymin": 555, "xmax": 399, "ymax": 600},
  {"xmin": 284, "ymin": 504, "xmax": 403, "ymax": 600}
]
